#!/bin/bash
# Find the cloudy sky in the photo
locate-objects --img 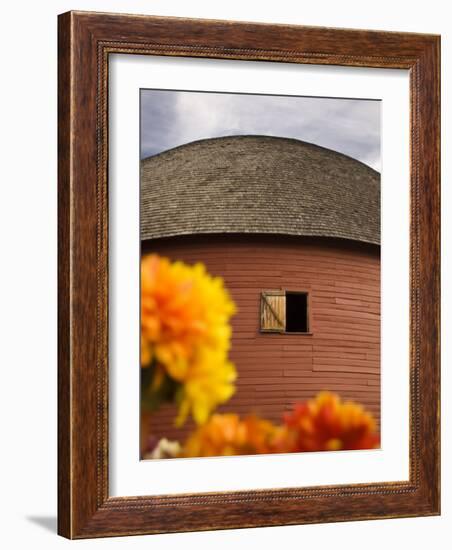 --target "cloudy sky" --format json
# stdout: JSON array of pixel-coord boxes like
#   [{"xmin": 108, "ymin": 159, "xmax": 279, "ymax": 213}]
[{"xmin": 140, "ymin": 89, "xmax": 381, "ymax": 171}]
